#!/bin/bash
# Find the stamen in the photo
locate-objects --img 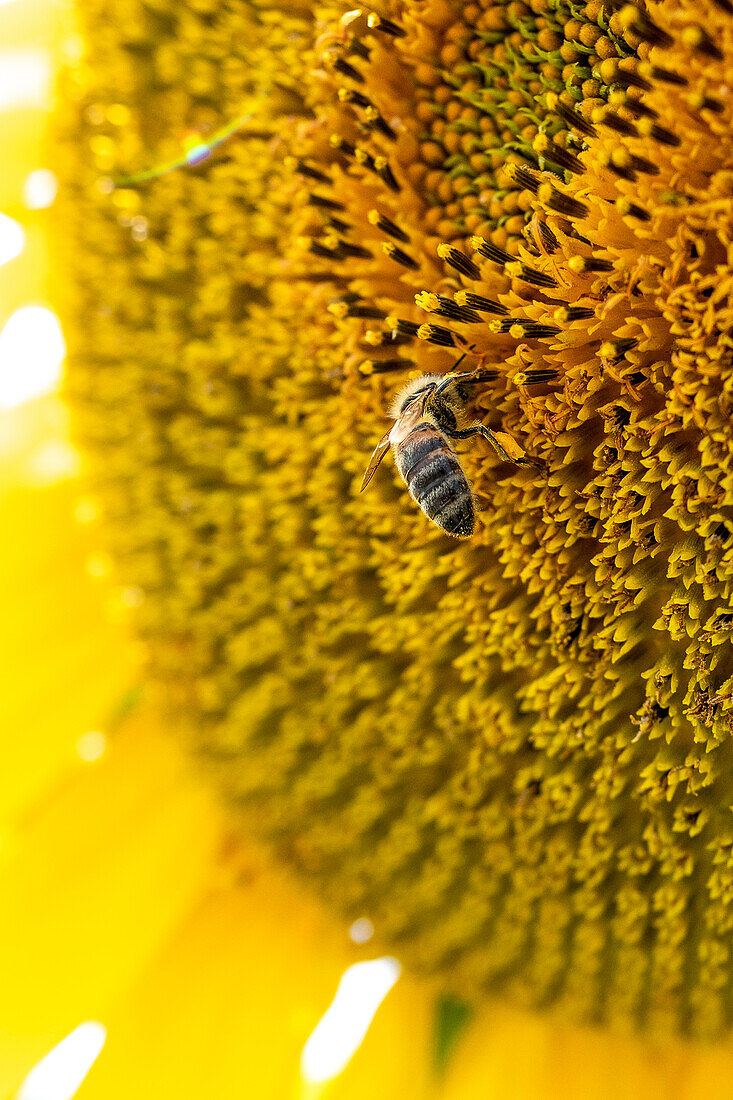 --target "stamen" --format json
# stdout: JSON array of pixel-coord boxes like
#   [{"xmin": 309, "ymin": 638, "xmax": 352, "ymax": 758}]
[
  {"xmin": 598, "ymin": 111, "xmax": 638, "ymax": 139},
  {"xmin": 459, "ymin": 368, "xmax": 499, "ymax": 384},
  {"xmin": 330, "ymin": 135, "xmax": 357, "ymax": 158},
  {"xmin": 680, "ymin": 24, "xmax": 724, "ymax": 61},
  {"xmin": 509, "ymin": 165, "xmax": 540, "ymax": 193},
  {"xmin": 415, "ymin": 292, "xmax": 482, "ymax": 324},
  {"xmin": 285, "ymin": 158, "xmax": 330, "ymax": 184},
  {"xmin": 596, "ymin": 58, "xmax": 652, "ymax": 92},
  {"xmin": 514, "ymin": 368, "xmax": 559, "ymax": 384},
  {"xmin": 454, "ymin": 292, "xmax": 507, "ymax": 316},
  {"xmin": 491, "ymin": 318, "xmax": 560, "ymax": 339},
  {"xmin": 303, "ymin": 237, "xmax": 341, "ymax": 259},
  {"xmin": 334, "ymin": 57, "xmax": 365, "ymax": 83},
  {"xmin": 627, "ymin": 153, "xmax": 659, "ymax": 176},
  {"xmin": 504, "ymin": 261, "xmax": 558, "ymax": 289},
  {"xmin": 328, "ymin": 215, "xmax": 351, "ymax": 234},
  {"xmin": 368, "ymin": 210, "xmax": 409, "ymax": 243},
  {"xmin": 437, "ymin": 244, "xmax": 481, "ymax": 280},
  {"xmin": 600, "ymin": 337, "xmax": 639, "ymax": 361},
  {"xmin": 687, "ymin": 91, "xmax": 724, "ymax": 113},
  {"xmin": 366, "ymin": 12, "xmax": 406, "ymax": 37},
  {"xmin": 382, "ymin": 242, "xmax": 419, "ymax": 269},
  {"xmin": 616, "ymin": 5, "xmax": 673, "ymax": 50},
  {"xmin": 309, "ymin": 193, "xmax": 346, "ymax": 211},
  {"xmin": 551, "ymin": 97, "xmax": 597, "ymax": 138},
  {"xmin": 553, "ymin": 305, "xmax": 595, "ymax": 322},
  {"xmin": 417, "ymin": 323, "xmax": 459, "ymax": 347},
  {"xmin": 622, "ymin": 99, "xmax": 659, "ymax": 122},
  {"xmin": 536, "ymin": 182, "xmax": 588, "ymax": 219},
  {"xmin": 364, "ymin": 106, "xmax": 396, "ymax": 140},
  {"xmin": 373, "ymin": 157, "xmax": 399, "ymax": 192},
  {"xmin": 338, "ymin": 88, "xmax": 371, "ymax": 109},
  {"xmin": 354, "ymin": 148, "xmax": 377, "ymax": 172},
  {"xmin": 386, "ymin": 317, "xmax": 420, "ymax": 337},
  {"xmin": 533, "ymin": 133, "xmax": 584, "ymax": 175},
  {"xmin": 359, "ymin": 358, "xmax": 413, "ymax": 374},
  {"xmin": 331, "ymin": 293, "xmax": 363, "ymax": 305},
  {"xmin": 364, "ymin": 329, "xmax": 412, "ymax": 347},
  {"xmin": 644, "ymin": 64, "xmax": 688, "ymax": 87},
  {"xmin": 518, "ymin": 323, "xmax": 561, "ymax": 339},
  {"xmin": 636, "ymin": 119, "xmax": 680, "ymax": 147},
  {"xmin": 597, "ymin": 148, "xmax": 637, "ymax": 182},
  {"xmin": 338, "ymin": 240, "xmax": 372, "ymax": 259},
  {"xmin": 537, "ymin": 222, "xmax": 559, "ymax": 255},
  {"xmin": 329, "ymin": 301, "xmax": 384, "ymax": 319},
  {"xmin": 568, "ymin": 255, "xmax": 614, "ymax": 274},
  {"xmin": 470, "ymin": 237, "xmax": 512, "ymax": 265},
  {"xmin": 615, "ymin": 197, "xmax": 651, "ymax": 222},
  {"xmin": 349, "ymin": 38, "xmax": 371, "ymax": 60}
]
